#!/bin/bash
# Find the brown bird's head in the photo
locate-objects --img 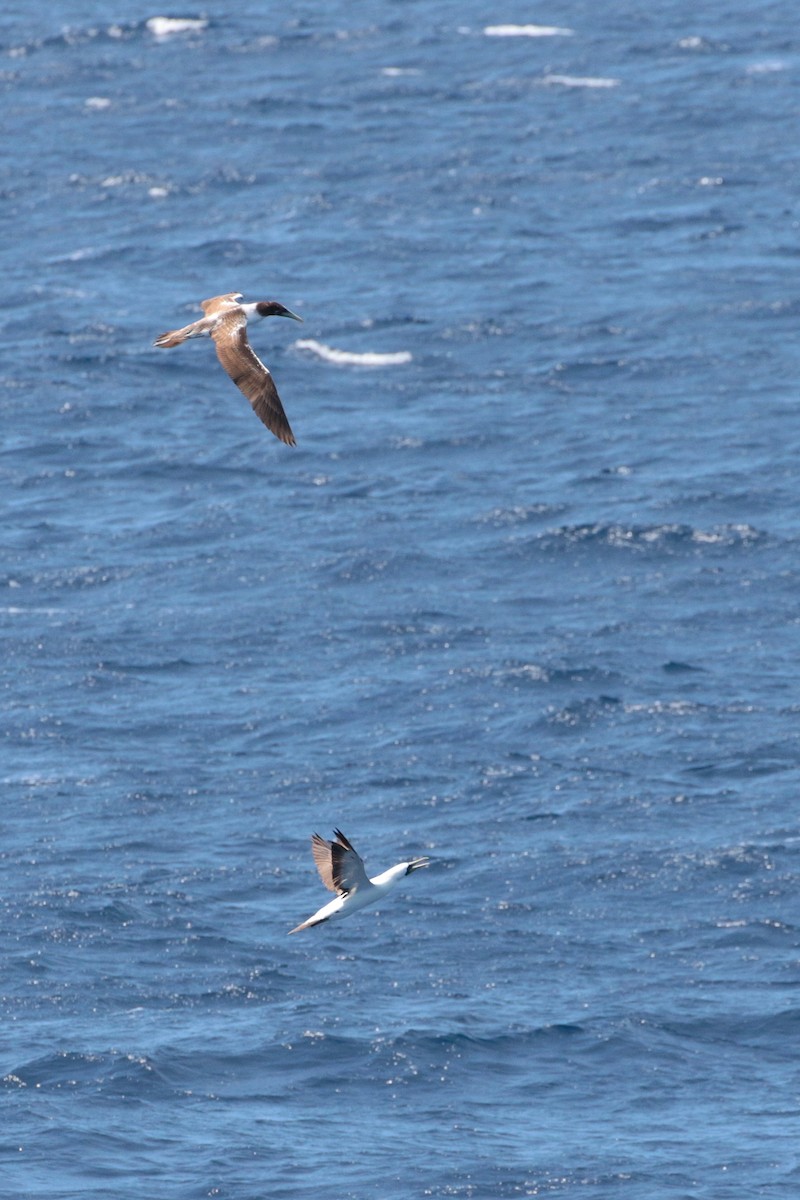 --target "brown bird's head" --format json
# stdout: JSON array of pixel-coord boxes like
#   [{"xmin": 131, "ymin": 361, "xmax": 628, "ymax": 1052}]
[{"xmin": 254, "ymin": 301, "xmax": 303, "ymax": 322}]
